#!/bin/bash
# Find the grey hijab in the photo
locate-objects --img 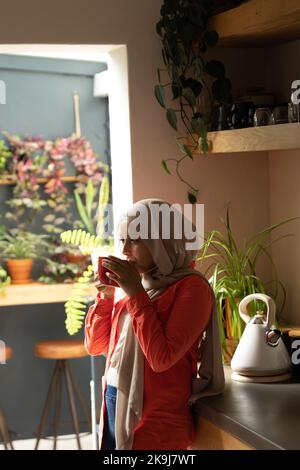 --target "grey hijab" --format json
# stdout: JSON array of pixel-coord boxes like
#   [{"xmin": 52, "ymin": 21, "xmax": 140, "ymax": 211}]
[{"xmin": 109, "ymin": 199, "xmax": 224, "ymax": 450}]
